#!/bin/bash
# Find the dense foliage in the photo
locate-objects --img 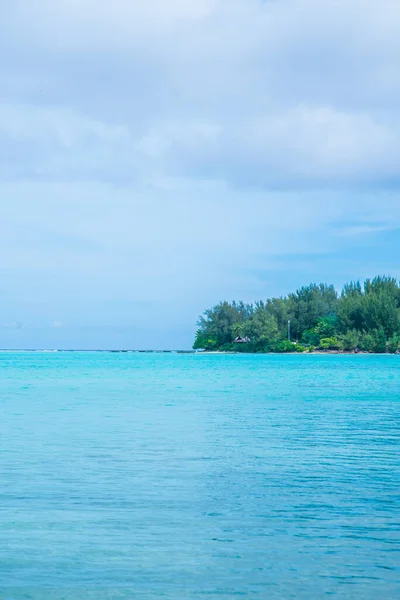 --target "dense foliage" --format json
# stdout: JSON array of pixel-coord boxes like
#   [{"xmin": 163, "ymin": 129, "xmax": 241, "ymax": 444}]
[{"xmin": 193, "ymin": 276, "xmax": 400, "ymax": 353}]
